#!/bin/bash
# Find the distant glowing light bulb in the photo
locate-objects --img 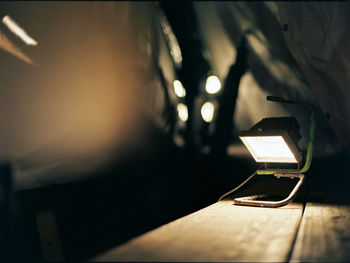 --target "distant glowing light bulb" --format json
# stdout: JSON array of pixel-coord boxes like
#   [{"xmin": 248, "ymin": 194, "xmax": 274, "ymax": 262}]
[
  {"xmin": 173, "ymin": 80, "xmax": 186, "ymax": 98},
  {"xmin": 205, "ymin": 75, "xmax": 221, "ymax": 94},
  {"xmin": 2, "ymin": 15, "xmax": 38, "ymax": 46},
  {"xmin": 201, "ymin": 102, "xmax": 215, "ymax": 123},
  {"xmin": 177, "ymin": 103, "xmax": 188, "ymax": 122}
]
